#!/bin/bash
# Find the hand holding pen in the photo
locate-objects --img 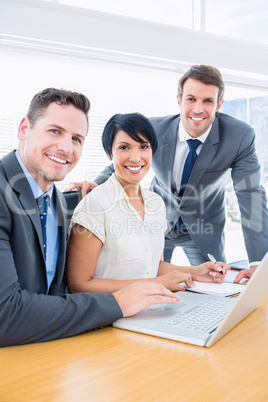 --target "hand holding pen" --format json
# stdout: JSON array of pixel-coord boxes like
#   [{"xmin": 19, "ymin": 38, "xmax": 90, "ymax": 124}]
[
  {"xmin": 207, "ymin": 253, "xmax": 224, "ymax": 275},
  {"xmin": 193, "ymin": 257, "xmax": 230, "ymax": 283}
]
